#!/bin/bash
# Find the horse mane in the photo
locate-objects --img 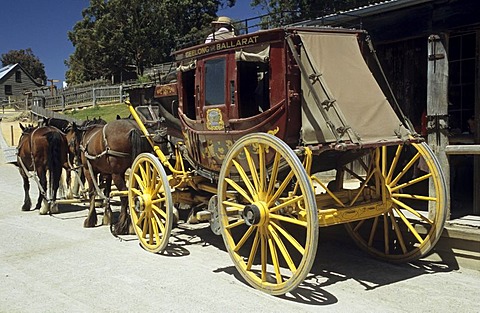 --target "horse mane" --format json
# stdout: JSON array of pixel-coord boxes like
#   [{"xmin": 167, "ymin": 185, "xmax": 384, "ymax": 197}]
[{"xmin": 43, "ymin": 117, "xmax": 71, "ymax": 133}]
